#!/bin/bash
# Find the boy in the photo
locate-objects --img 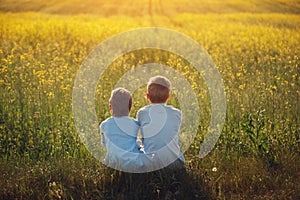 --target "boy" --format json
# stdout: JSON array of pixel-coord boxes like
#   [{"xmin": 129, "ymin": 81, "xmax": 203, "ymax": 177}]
[
  {"xmin": 137, "ymin": 75, "xmax": 185, "ymax": 170},
  {"xmin": 100, "ymin": 87, "xmax": 143, "ymax": 171}
]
